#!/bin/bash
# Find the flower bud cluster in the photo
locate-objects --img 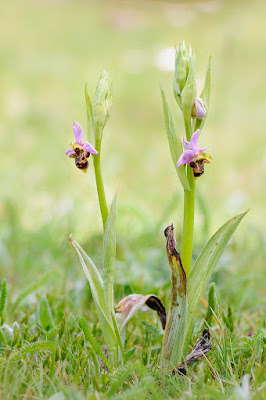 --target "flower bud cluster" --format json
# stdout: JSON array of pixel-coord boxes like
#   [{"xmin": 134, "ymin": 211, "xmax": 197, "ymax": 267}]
[
  {"xmin": 93, "ymin": 70, "xmax": 113, "ymax": 131},
  {"xmin": 173, "ymin": 41, "xmax": 207, "ymax": 121},
  {"xmin": 174, "ymin": 41, "xmax": 211, "ymax": 178},
  {"xmin": 173, "ymin": 41, "xmax": 191, "ymax": 98}
]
